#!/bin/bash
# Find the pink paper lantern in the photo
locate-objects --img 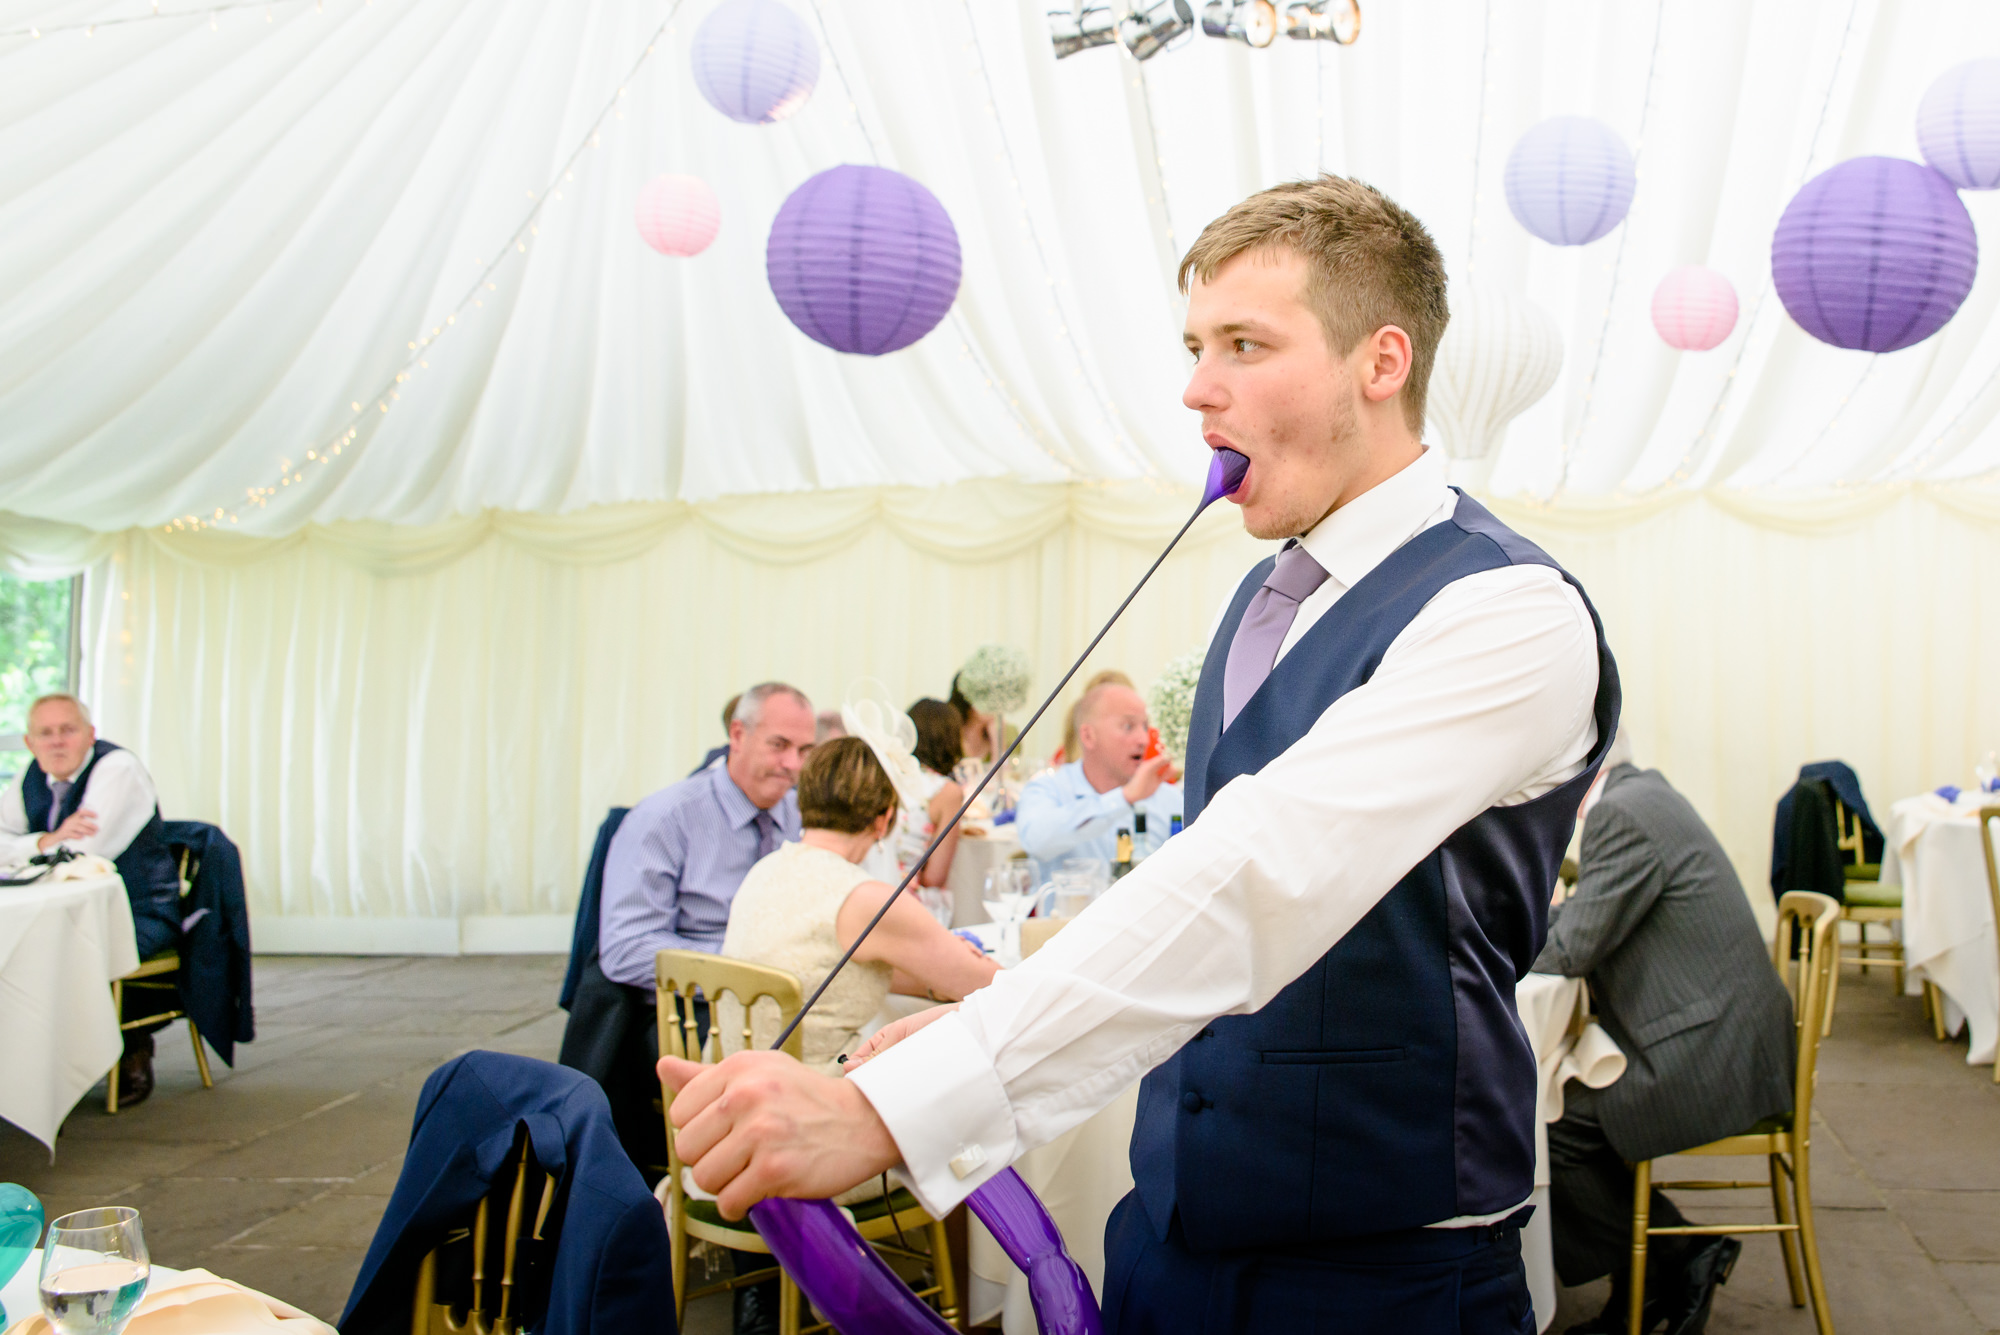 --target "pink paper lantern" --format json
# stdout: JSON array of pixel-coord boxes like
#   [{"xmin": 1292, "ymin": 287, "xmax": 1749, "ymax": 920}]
[
  {"xmin": 634, "ymin": 174, "xmax": 720, "ymax": 257},
  {"xmin": 1650, "ymin": 266, "xmax": 1739, "ymax": 351}
]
